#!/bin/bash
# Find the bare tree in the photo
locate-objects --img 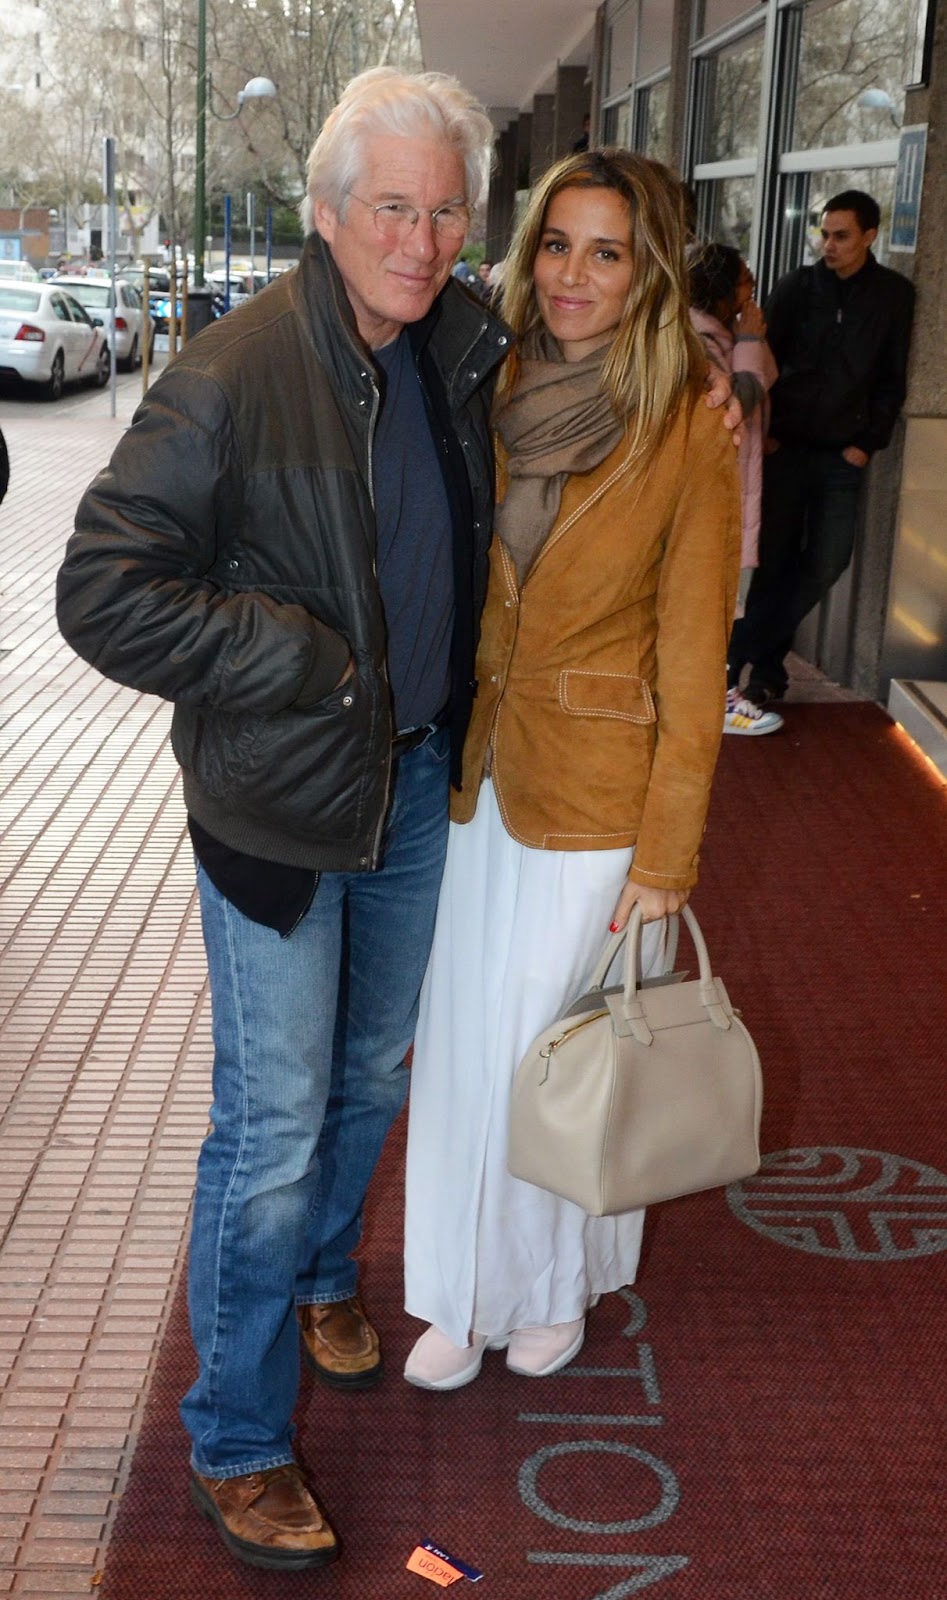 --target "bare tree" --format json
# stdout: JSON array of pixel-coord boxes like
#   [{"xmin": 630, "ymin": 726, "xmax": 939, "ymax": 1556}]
[
  {"xmin": 793, "ymin": 0, "xmax": 915, "ymax": 148},
  {"xmin": 1, "ymin": 0, "xmax": 422, "ymax": 261},
  {"xmin": 208, "ymin": 0, "xmax": 422, "ymax": 210}
]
